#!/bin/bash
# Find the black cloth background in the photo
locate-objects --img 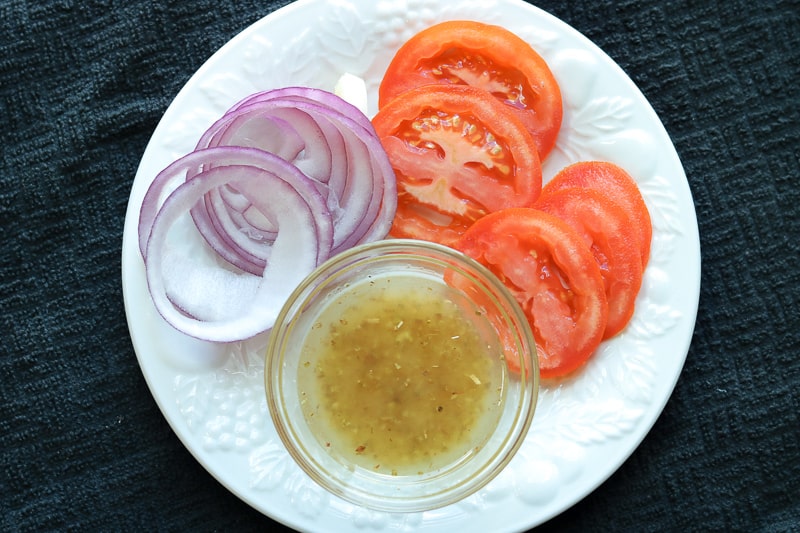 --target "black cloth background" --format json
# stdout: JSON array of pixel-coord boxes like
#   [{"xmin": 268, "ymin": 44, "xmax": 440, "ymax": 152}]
[{"xmin": 2, "ymin": 0, "xmax": 798, "ymax": 531}]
